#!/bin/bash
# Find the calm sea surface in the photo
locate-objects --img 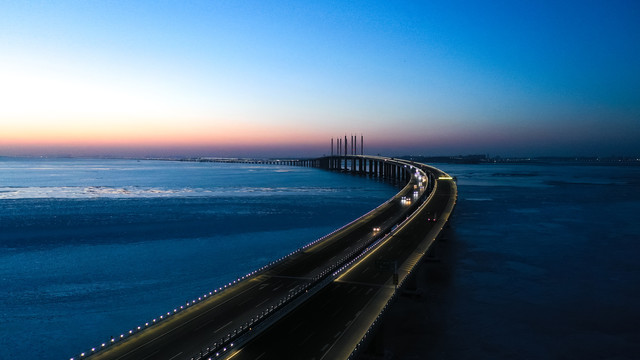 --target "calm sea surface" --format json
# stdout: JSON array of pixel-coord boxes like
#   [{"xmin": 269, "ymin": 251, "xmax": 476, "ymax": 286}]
[
  {"xmin": 405, "ymin": 162, "xmax": 640, "ymax": 359},
  {"xmin": 0, "ymin": 158, "xmax": 399, "ymax": 359},
  {"xmin": 2, "ymin": 159, "xmax": 639, "ymax": 359}
]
